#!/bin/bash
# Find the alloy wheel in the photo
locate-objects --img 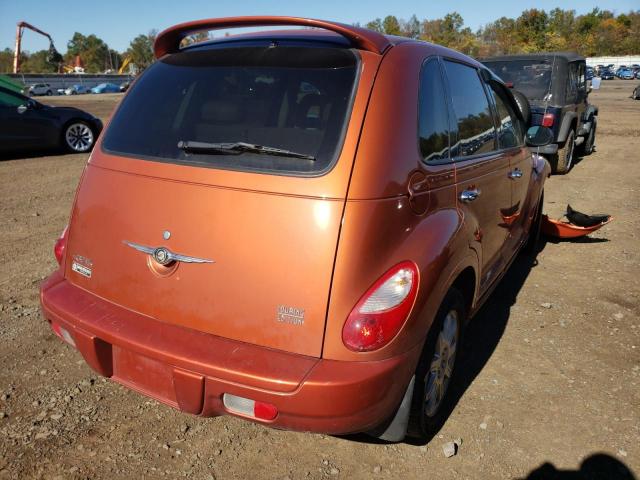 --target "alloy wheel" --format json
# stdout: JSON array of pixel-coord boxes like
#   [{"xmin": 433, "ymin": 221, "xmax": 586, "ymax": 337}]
[
  {"xmin": 65, "ymin": 123, "xmax": 94, "ymax": 152},
  {"xmin": 423, "ymin": 310, "xmax": 459, "ymax": 417}
]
